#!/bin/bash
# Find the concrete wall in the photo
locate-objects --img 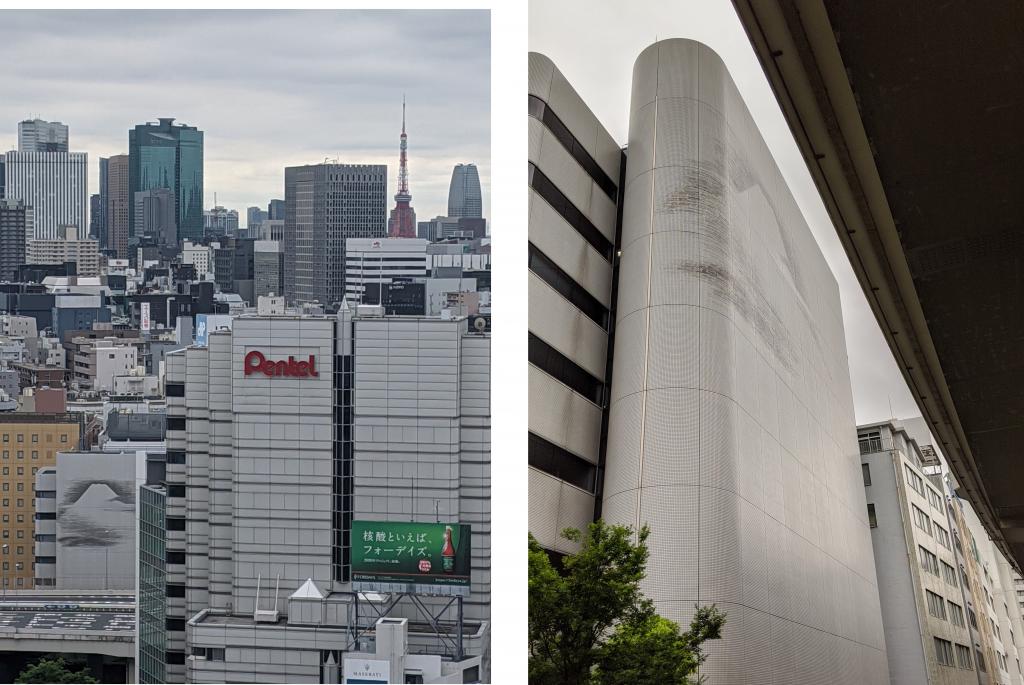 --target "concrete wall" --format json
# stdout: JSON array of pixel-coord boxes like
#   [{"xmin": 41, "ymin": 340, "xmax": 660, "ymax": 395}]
[{"xmin": 601, "ymin": 39, "xmax": 887, "ymax": 683}]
